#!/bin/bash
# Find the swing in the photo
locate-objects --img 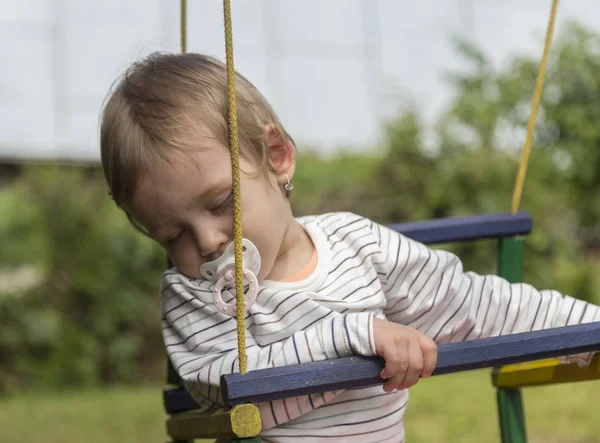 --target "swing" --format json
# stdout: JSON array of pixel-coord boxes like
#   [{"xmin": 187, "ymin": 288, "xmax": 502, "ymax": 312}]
[{"xmin": 163, "ymin": 1, "xmax": 600, "ymax": 442}]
